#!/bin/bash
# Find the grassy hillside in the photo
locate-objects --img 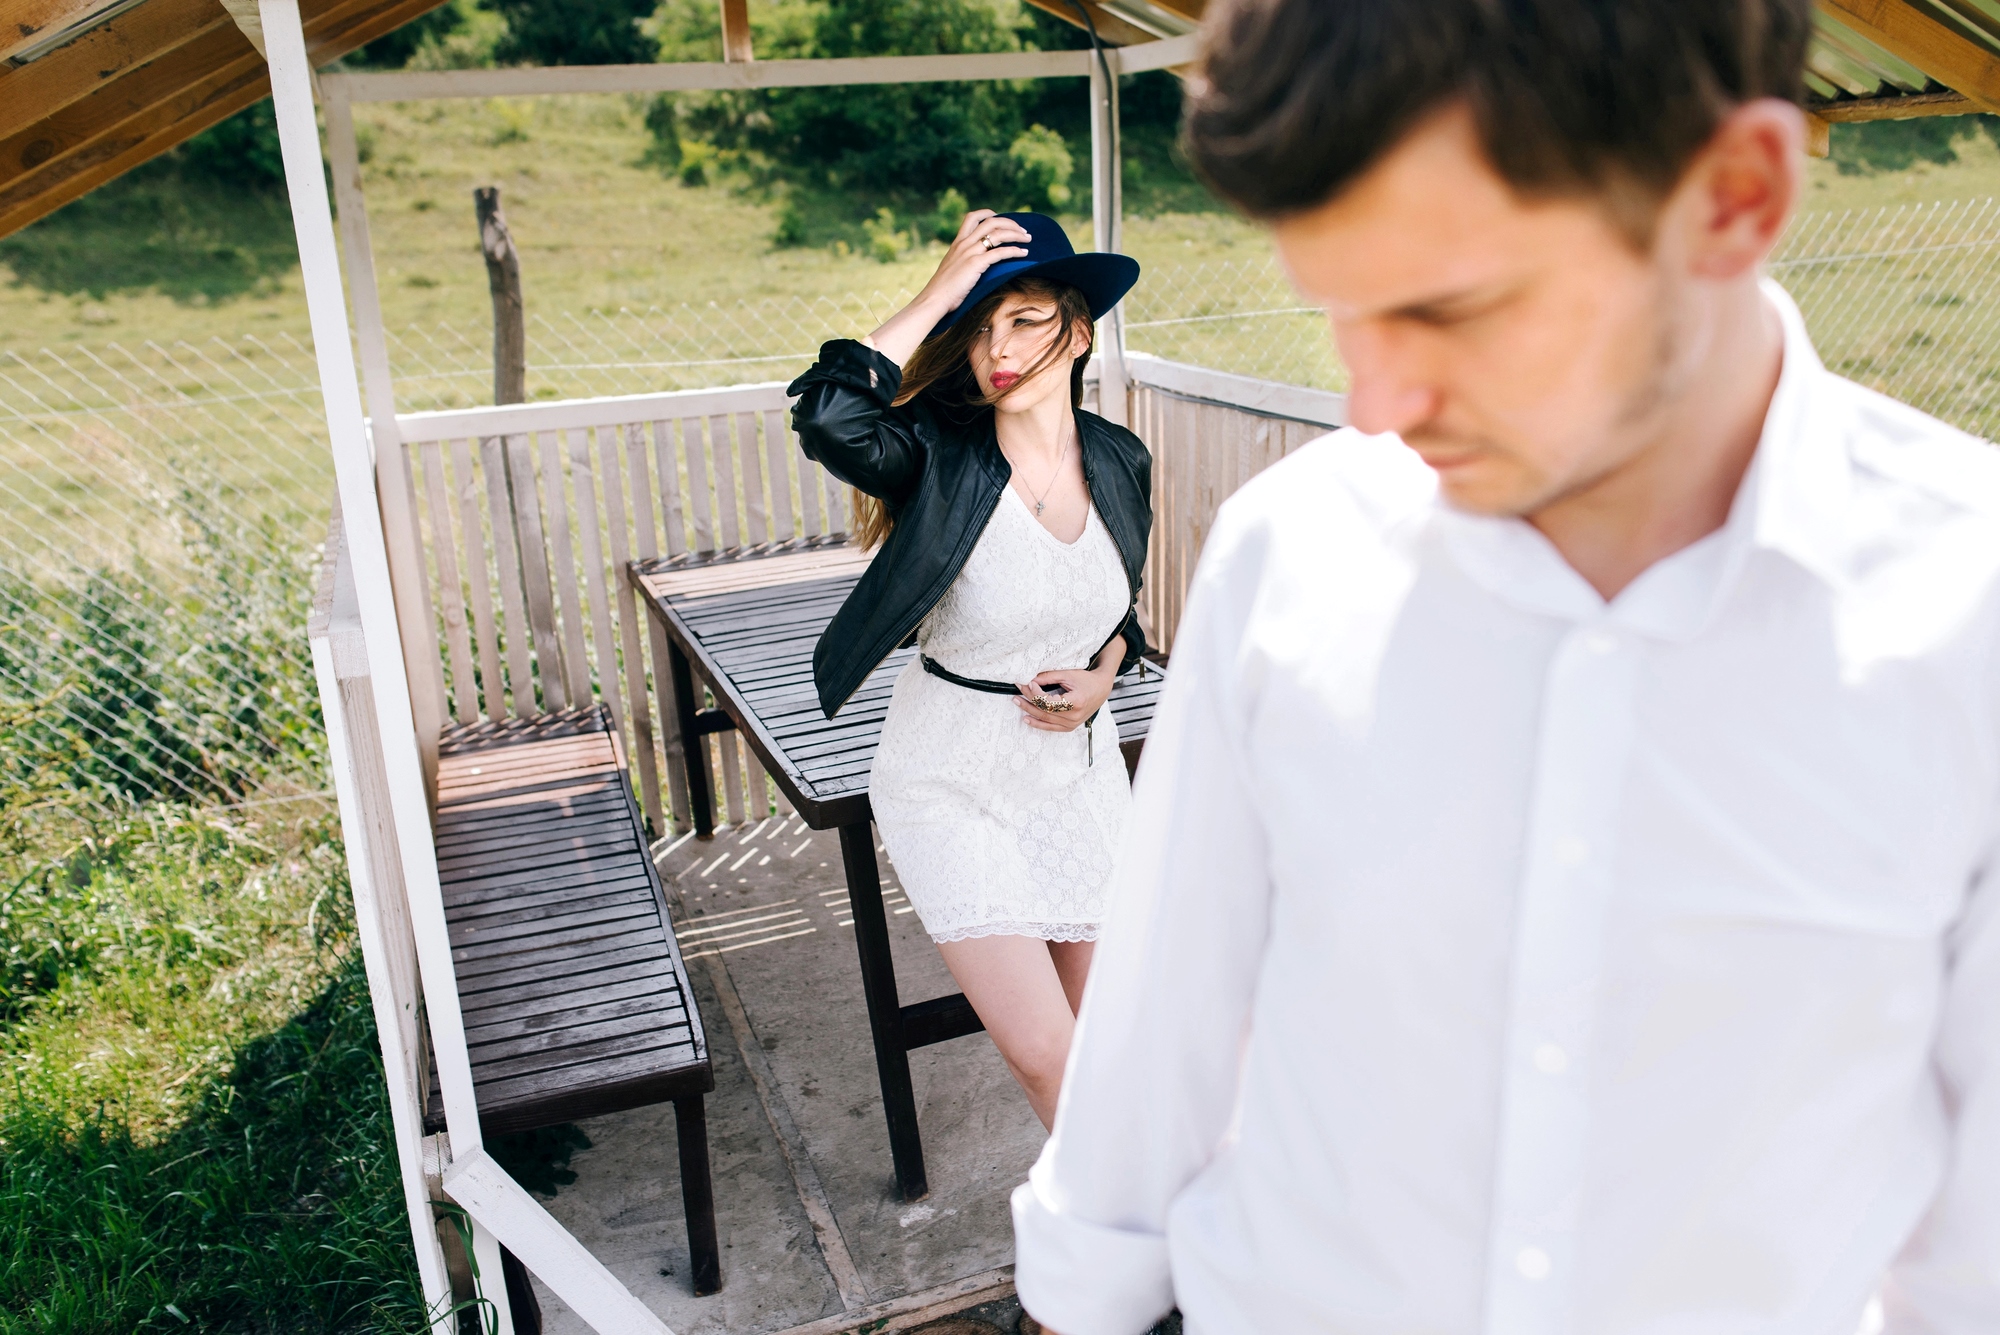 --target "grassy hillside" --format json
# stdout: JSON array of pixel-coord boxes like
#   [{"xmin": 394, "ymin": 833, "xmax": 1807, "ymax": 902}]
[
  {"xmin": 0, "ymin": 92, "xmax": 1270, "ymax": 364},
  {"xmin": 3, "ymin": 96, "xmax": 2000, "ymax": 373}
]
